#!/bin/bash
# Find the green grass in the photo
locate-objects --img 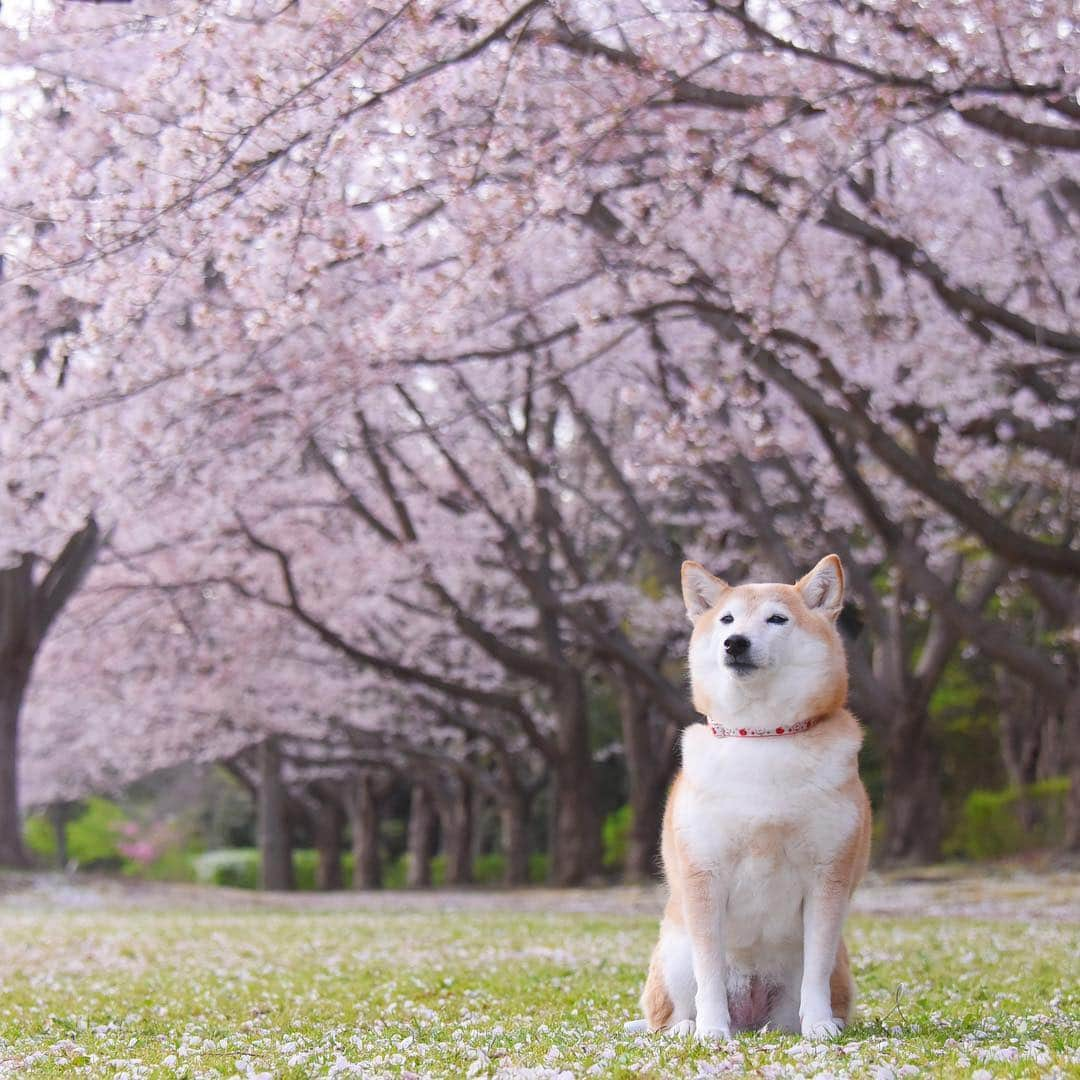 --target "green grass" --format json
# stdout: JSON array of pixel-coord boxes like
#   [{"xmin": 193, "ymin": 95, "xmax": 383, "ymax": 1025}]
[{"xmin": 0, "ymin": 905, "xmax": 1076, "ymax": 1078}]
